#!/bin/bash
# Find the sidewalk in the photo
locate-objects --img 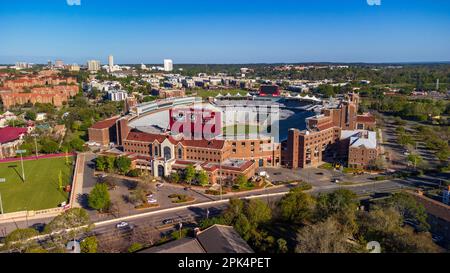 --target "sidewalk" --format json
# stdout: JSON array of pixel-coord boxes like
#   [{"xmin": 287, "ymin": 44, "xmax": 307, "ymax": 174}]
[{"xmin": 70, "ymin": 153, "xmax": 86, "ymax": 208}]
